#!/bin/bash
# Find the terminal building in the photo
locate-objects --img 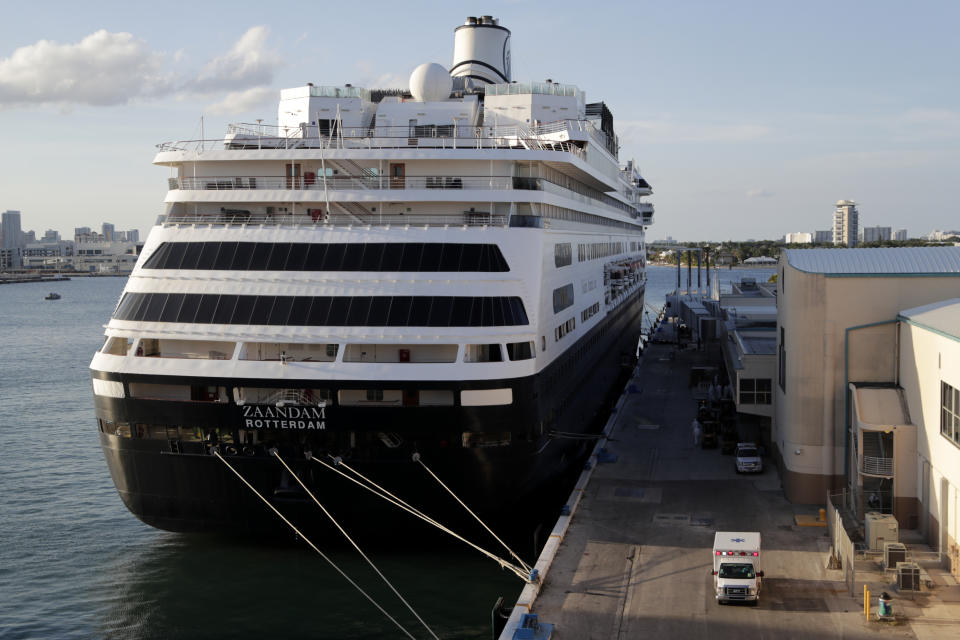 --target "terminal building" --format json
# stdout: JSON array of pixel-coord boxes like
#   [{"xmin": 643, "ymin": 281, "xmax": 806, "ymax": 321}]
[{"xmin": 774, "ymin": 247, "xmax": 960, "ymax": 572}]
